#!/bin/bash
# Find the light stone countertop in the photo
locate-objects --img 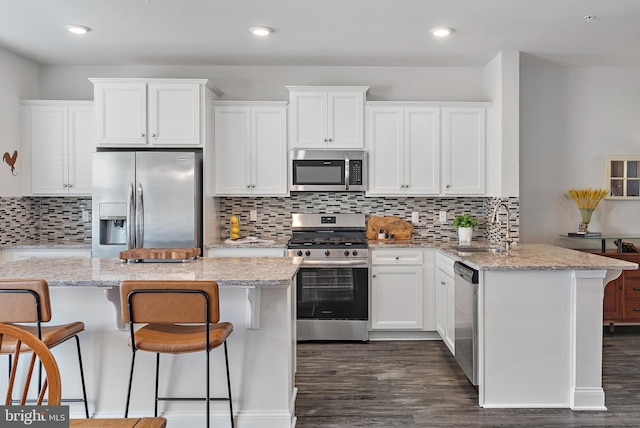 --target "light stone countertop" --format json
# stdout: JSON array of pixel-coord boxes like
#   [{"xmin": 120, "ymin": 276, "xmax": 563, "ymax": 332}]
[
  {"xmin": 370, "ymin": 240, "xmax": 638, "ymax": 272},
  {"xmin": 0, "ymin": 241, "xmax": 91, "ymax": 250},
  {"xmin": 0, "ymin": 257, "xmax": 301, "ymax": 288},
  {"xmin": 206, "ymin": 238, "xmax": 289, "ymax": 249}
]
